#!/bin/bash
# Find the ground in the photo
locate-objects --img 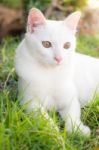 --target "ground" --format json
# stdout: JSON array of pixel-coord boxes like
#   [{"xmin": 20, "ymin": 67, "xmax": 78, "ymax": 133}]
[{"xmin": 0, "ymin": 35, "xmax": 99, "ymax": 150}]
